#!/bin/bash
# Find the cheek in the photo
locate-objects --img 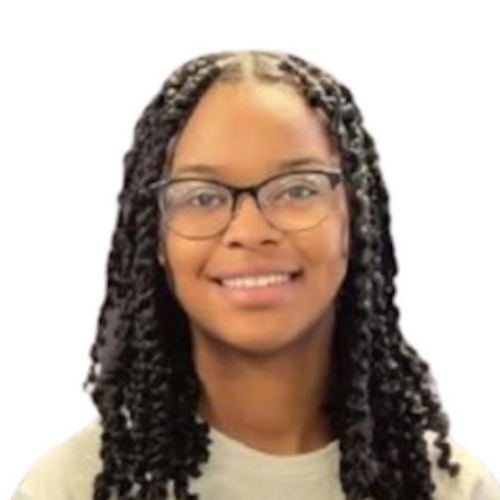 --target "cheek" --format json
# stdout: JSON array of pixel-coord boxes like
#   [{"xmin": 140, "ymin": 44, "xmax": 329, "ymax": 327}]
[
  {"xmin": 303, "ymin": 218, "xmax": 348, "ymax": 266},
  {"xmin": 163, "ymin": 234, "xmax": 214, "ymax": 301},
  {"xmin": 296, "ymin": 219, "xmax": 349, "ymax": 296}
]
